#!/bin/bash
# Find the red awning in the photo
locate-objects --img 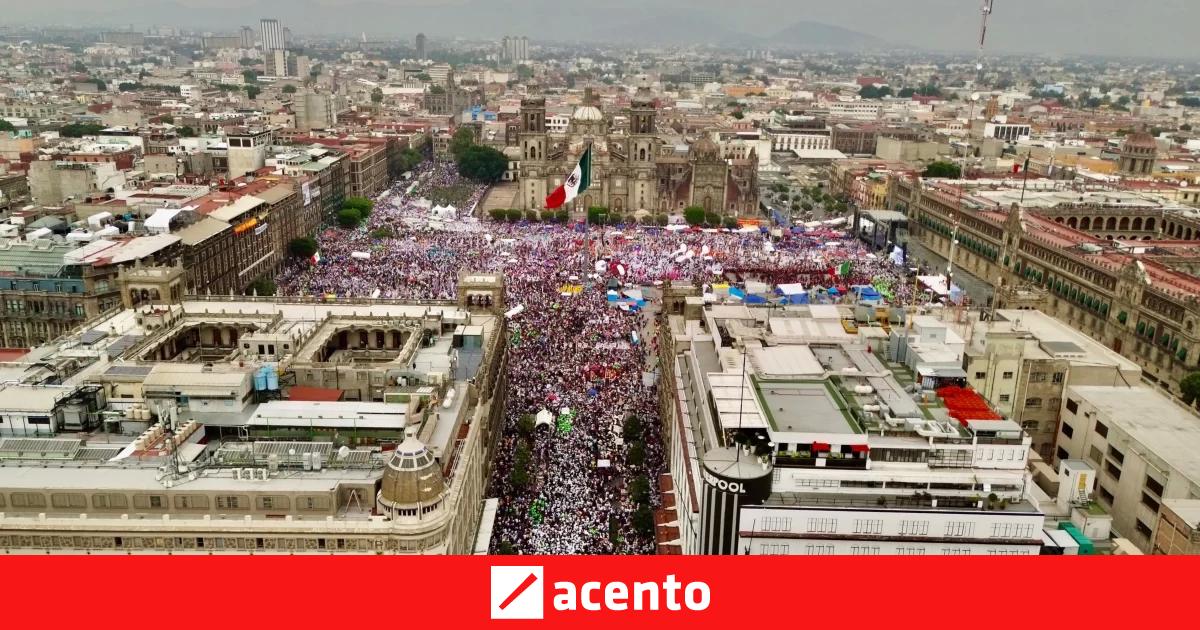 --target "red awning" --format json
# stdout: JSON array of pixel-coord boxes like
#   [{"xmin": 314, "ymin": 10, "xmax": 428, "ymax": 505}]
[
  {"xmin": 811, "ymin": 442, "xmax": 831, "ymax": 452},
  {"xmin": 850, "ymin": 444, "xmax": 870, "ymax": 453},
  {"xmin": 286, "ymin": 386, "xmax": 344, "ymax": 402}
]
